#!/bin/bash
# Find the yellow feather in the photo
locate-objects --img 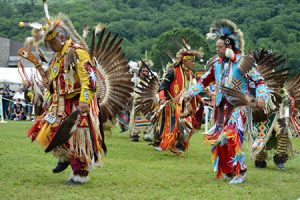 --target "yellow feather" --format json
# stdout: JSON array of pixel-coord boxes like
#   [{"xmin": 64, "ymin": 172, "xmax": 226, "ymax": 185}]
[{"xmin": 36, "ymin": 123, "xmax": 51, "ymax": 147}]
